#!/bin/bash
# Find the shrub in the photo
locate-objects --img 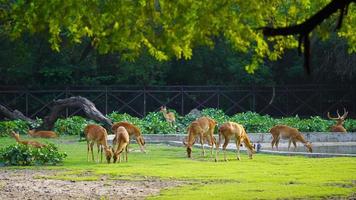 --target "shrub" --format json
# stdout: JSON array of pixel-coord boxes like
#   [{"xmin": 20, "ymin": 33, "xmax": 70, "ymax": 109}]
[
  {"xmin": 142, "ymin": 112, "xmax": 176, "ymax": 134},
  {"xmin": 344, "ymin": 119, "xmax": 356, "ymax": 132},
  {"xmin": 230, "ymin": 112, "xmax": 275, "ymax": 133},
  {"xmin": 0, "ymin": 143, "xmax": 67, "ymax": 166},
  {"xmin": 0, "ymin": 120, "xmax": 30, "ymax": 137},
  {"xmin": 201, "ymin": 108, "xmax": 230, "ymax": 125},
  {"xmin": 107, "ymin": 112, "xmax": 144, "ymax": 129},
  {"xmin": 54, "ymin": 116, "xmax": 90, "ymax": 136}
]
